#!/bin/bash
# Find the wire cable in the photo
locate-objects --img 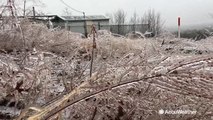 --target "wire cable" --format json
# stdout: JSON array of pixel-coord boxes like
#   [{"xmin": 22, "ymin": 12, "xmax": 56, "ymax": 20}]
[{"xmin": 59, "ymin": 0, "xmax": 84, "ymax": 14}]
